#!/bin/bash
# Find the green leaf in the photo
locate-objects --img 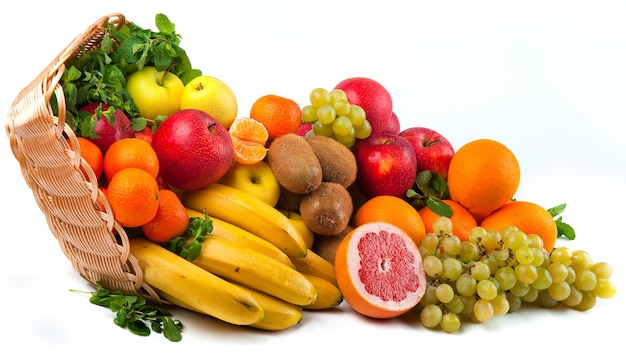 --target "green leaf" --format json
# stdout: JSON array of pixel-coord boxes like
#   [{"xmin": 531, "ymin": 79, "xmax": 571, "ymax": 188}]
[
  {"xmin": 155, "ymin": 13, "xmax": 175, "ymax": 34},
  {"xmin": 426, "ymin": 196, "xmax": 453, "ymax": 218},
  {"xmin": 161, "ymin": 317, "xmax": 183, "ymax": 342},
  {"xmin": 128, "ymin": 320, "xmax": 151, "ymax": 337},
  {"xmin": 548, "ymin": 203, "xmax": 567, "ymax": 217}
]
